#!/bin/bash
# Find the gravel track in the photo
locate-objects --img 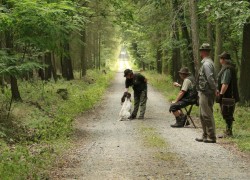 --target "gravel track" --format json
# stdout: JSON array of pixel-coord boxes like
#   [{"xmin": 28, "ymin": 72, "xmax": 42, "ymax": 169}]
[{"xmin": 51, "ymin": 61, "xmax": 250, "ymax": 180}]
